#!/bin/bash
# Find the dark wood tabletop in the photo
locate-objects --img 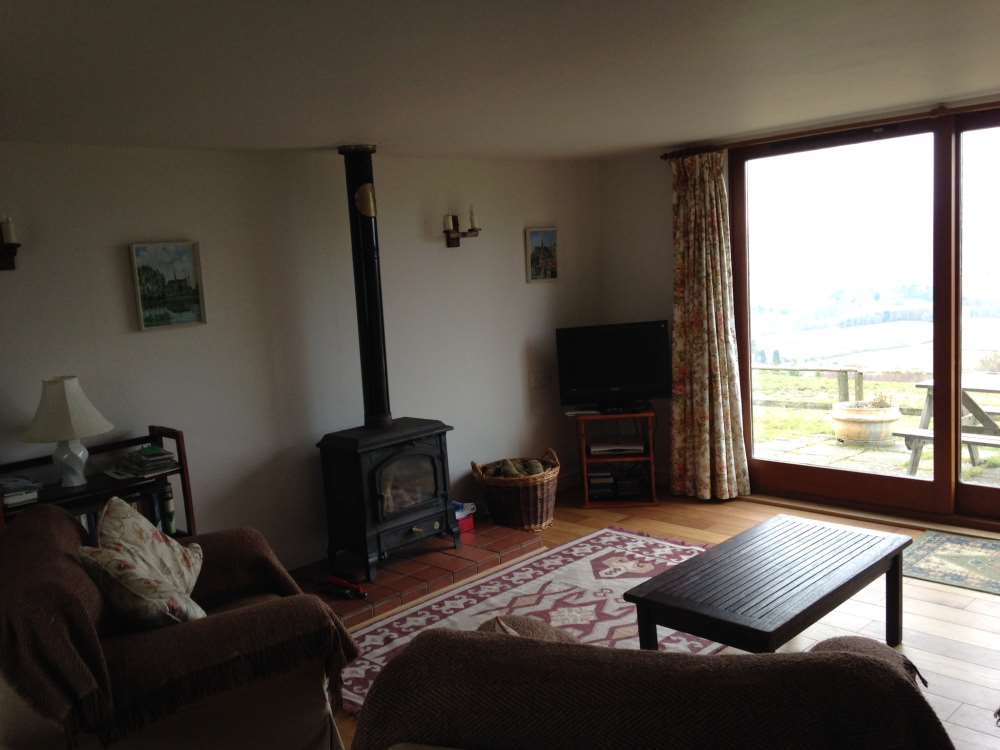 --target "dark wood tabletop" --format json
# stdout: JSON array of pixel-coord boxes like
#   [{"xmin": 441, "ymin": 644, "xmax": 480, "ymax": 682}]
[{"xmin": 623, "ymin": 514, "xmax": 912, "ymax": 653}]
